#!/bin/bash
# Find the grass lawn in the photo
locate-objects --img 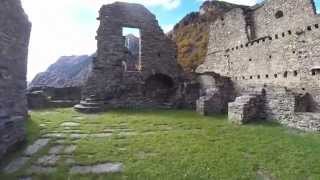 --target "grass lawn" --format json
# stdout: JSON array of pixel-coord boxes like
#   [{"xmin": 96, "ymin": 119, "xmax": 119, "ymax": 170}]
[{"xmin": 1, "ymin": 108, "xmax": 320, "ymax": 180}]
